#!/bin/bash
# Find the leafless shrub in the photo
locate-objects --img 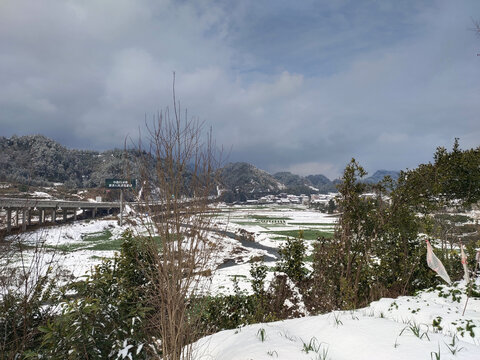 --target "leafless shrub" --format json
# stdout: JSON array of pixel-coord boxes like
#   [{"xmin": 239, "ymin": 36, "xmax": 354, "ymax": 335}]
[
  {"xmin": 134, "ymin": 78, "xmax": 222, "ymax": 360},
  {"xmin": 471, "ymin": 18, "xmax": 480, "ymax": 35},
  {"xmin": 0, "ymin": 227, "xmax": 59, "ymax": 358}
]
